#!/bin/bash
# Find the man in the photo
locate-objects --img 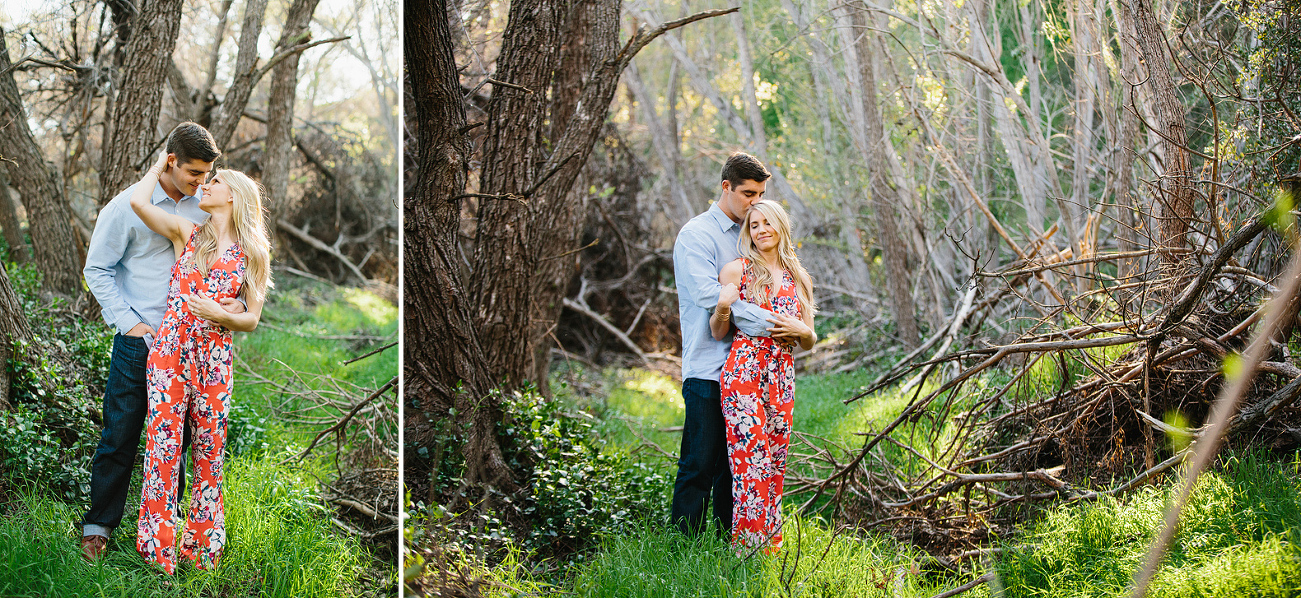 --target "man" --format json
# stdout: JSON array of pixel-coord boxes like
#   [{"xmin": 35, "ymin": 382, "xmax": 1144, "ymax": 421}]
[
  {"xmin": 670, "ymin": 152, "xmax": 773, "ymax": 535},
  {"xmin": 80, "ymin": 122, "xmax": 245, "ymax": 561}
]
